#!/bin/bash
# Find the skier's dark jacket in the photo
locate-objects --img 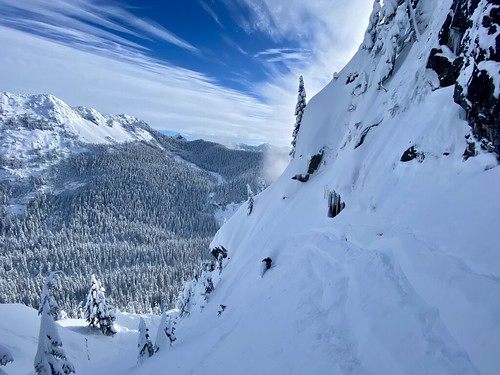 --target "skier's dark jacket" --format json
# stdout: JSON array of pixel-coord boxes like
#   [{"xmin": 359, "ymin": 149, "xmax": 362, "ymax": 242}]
[{"xmin": 262, "ymin": 257, "xmax": 272, "ymax": 269}]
